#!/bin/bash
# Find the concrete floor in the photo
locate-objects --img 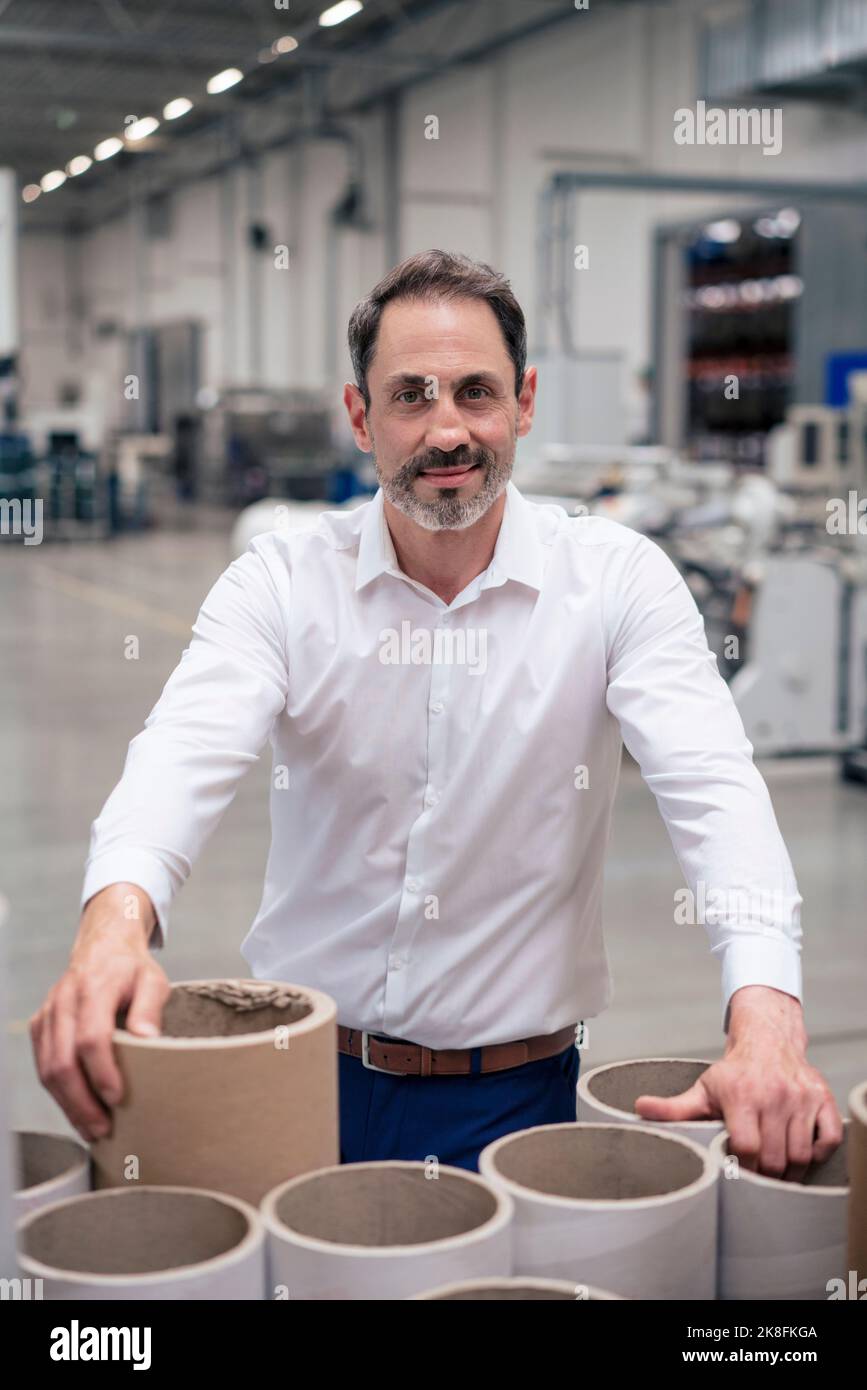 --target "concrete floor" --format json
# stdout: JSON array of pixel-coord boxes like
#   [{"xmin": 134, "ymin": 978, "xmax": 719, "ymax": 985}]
[{"xmin": 2, "ymin": 512, "xmax": 866, "ymax": 1136}]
